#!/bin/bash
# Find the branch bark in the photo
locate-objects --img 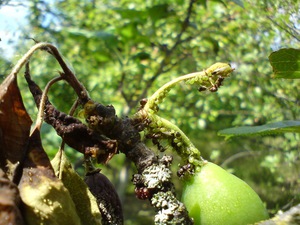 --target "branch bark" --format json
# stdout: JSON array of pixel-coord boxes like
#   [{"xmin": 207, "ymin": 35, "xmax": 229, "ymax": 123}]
[{"xmin": 23, "ymin": 45, "xmax": 194, "ymax": 224}]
